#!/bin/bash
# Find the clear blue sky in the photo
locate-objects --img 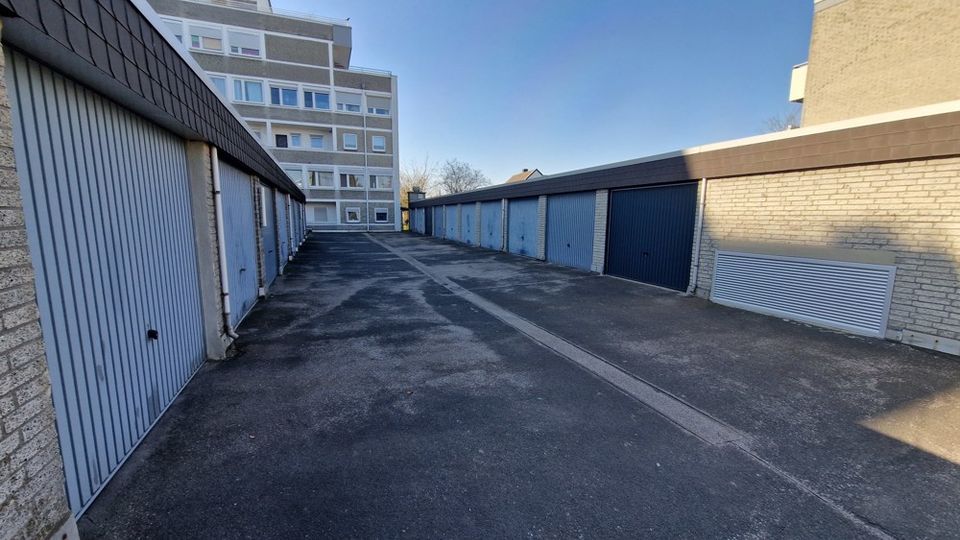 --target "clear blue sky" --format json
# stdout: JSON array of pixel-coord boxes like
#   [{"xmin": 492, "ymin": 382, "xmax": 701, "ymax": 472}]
[{"xmin": 281, "ymin": 0, "xmax": 813, "ymax": 183}]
